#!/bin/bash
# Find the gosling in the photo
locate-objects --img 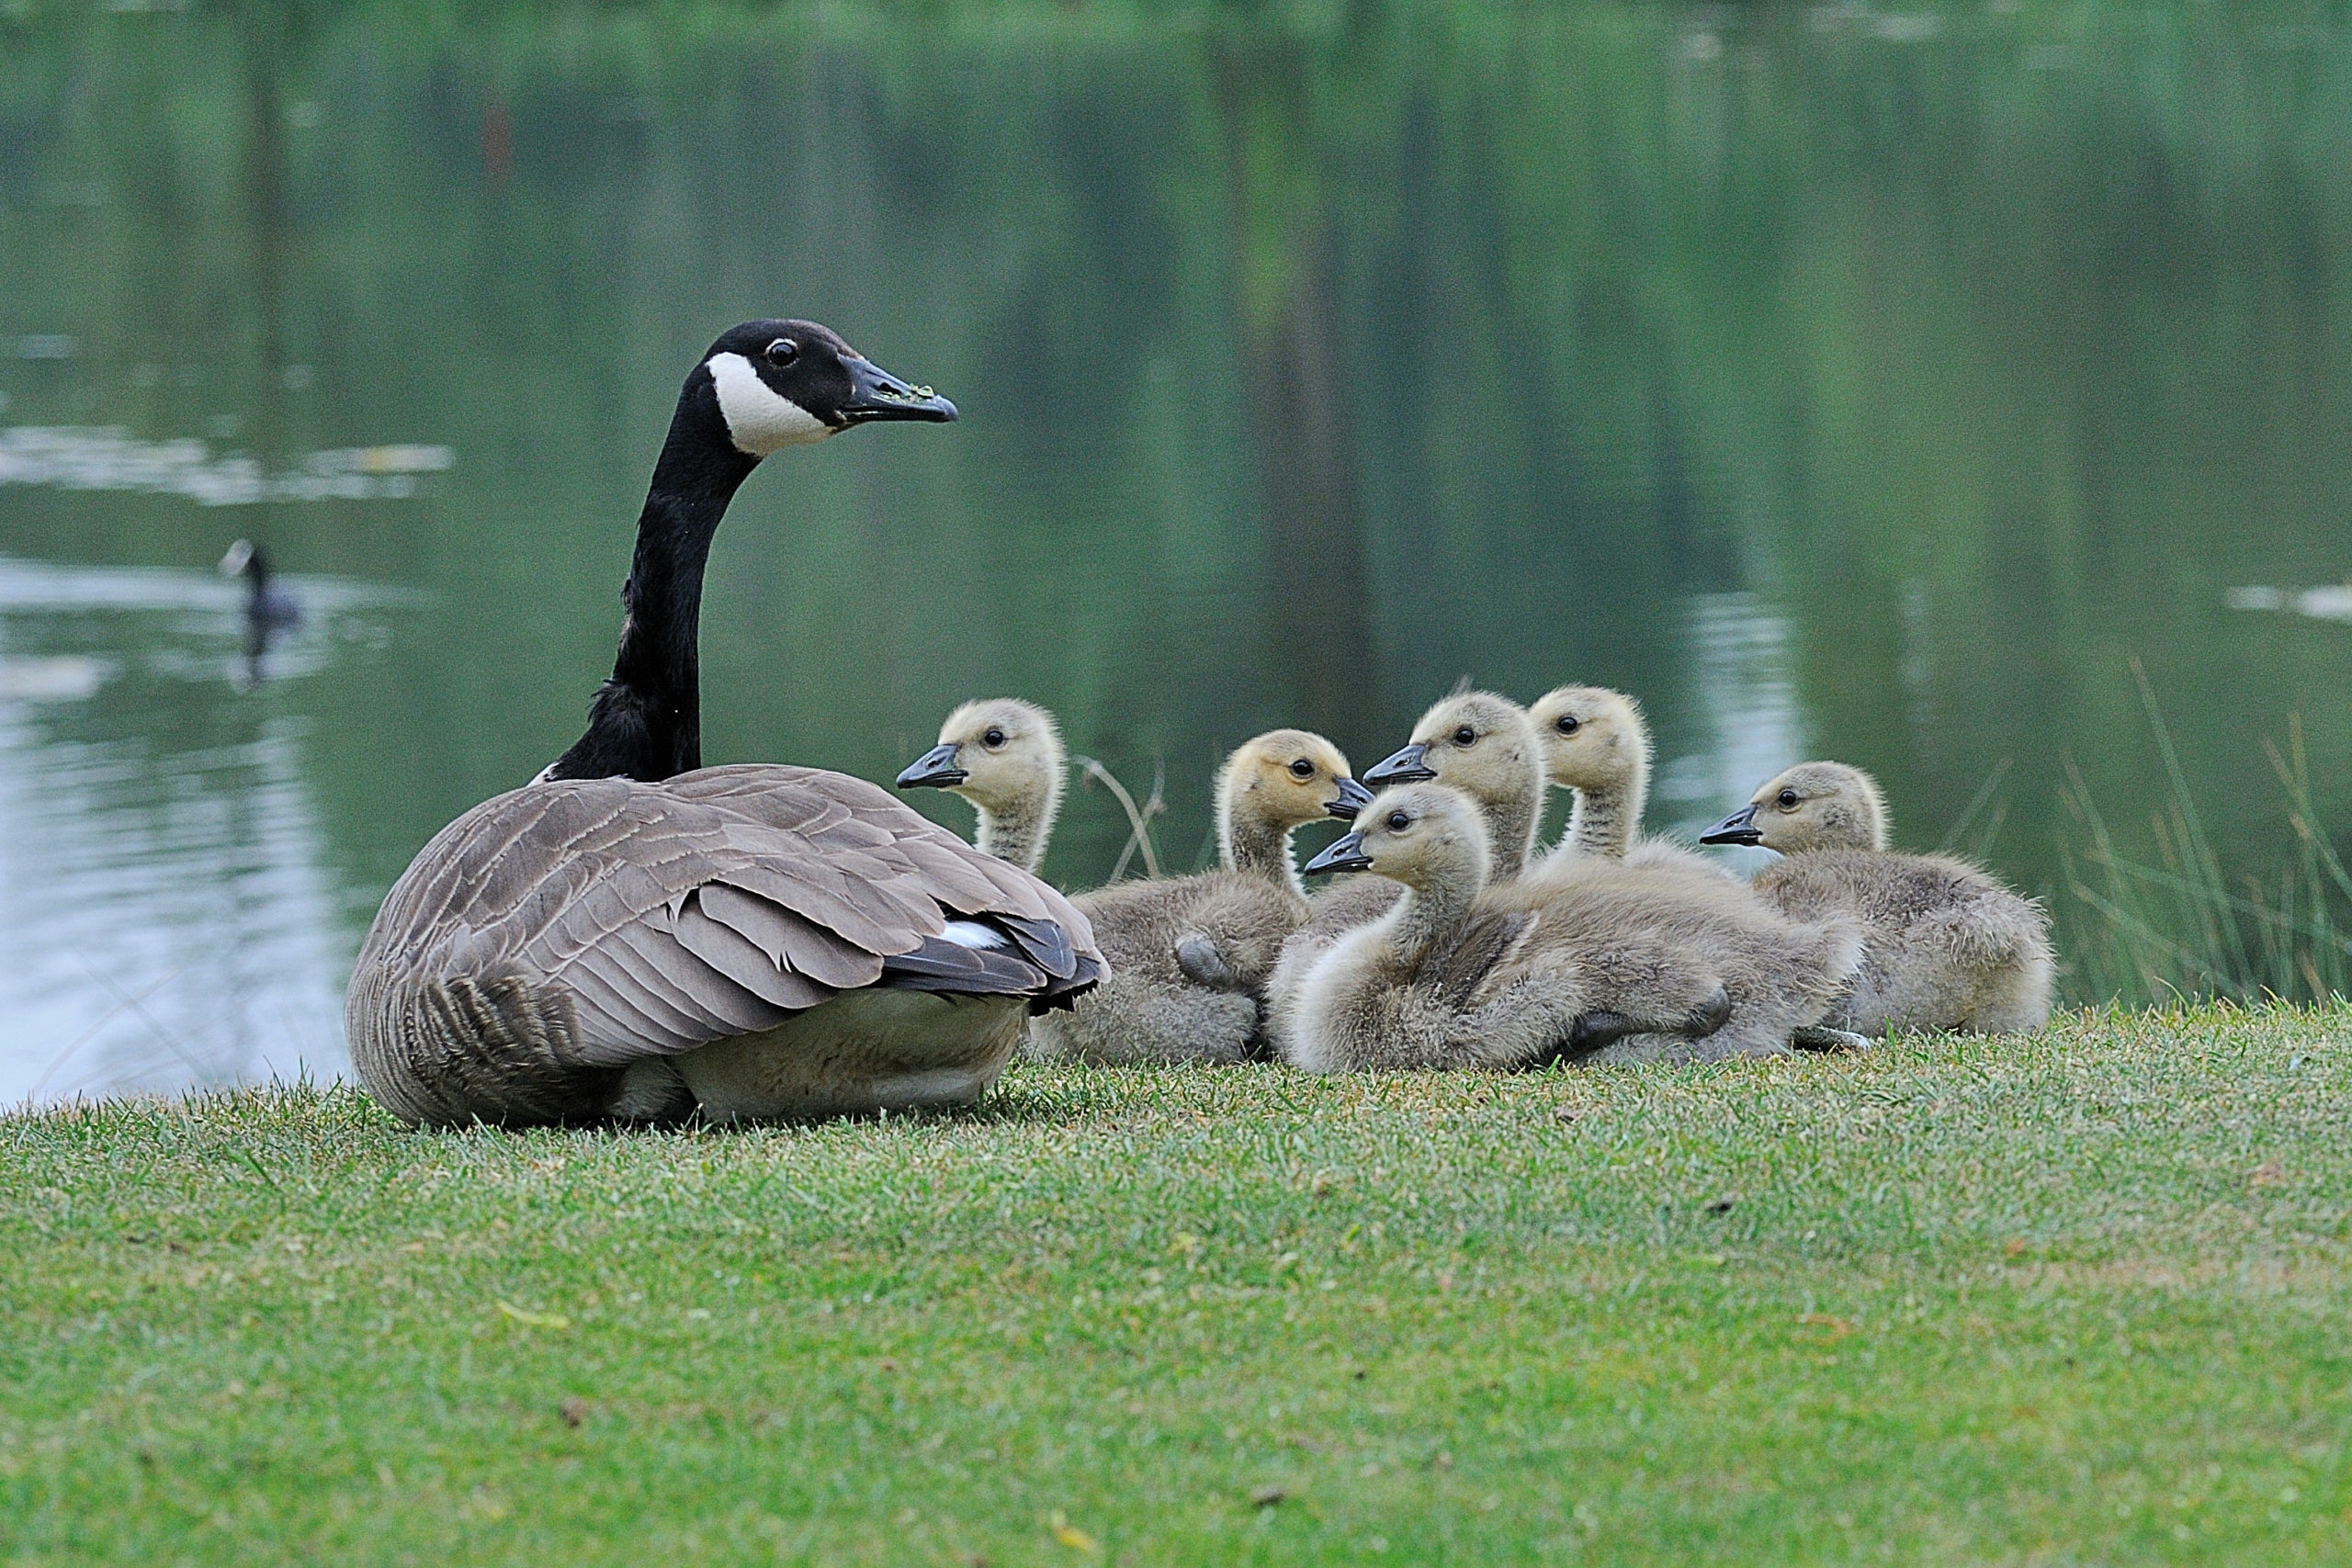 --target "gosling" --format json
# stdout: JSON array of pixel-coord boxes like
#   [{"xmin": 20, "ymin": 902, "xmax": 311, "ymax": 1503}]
[
  {"xmin": 1700, "ymin": 761, "xmax": 2055, "ymax": 1036},
  {"xmin": 1029, "ymin": 730, "xmax": 1372, "ymax": 1066},
  {"xmin": 1279, "ymin": 784, "xmax": 1744, "ymax": 1073},
  {"xmin": 896, "ymin": 698, "xmax": 1065, "ymax": 872}
]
